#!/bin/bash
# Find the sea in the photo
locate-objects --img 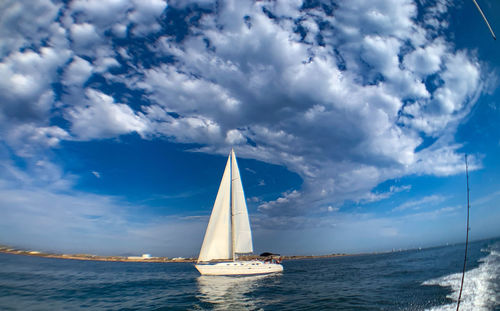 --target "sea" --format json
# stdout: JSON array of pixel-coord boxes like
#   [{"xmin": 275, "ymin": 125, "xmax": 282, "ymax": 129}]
[{"xmin": 0, "ymin": 237, "xmax": 498, "ymax": 311}]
